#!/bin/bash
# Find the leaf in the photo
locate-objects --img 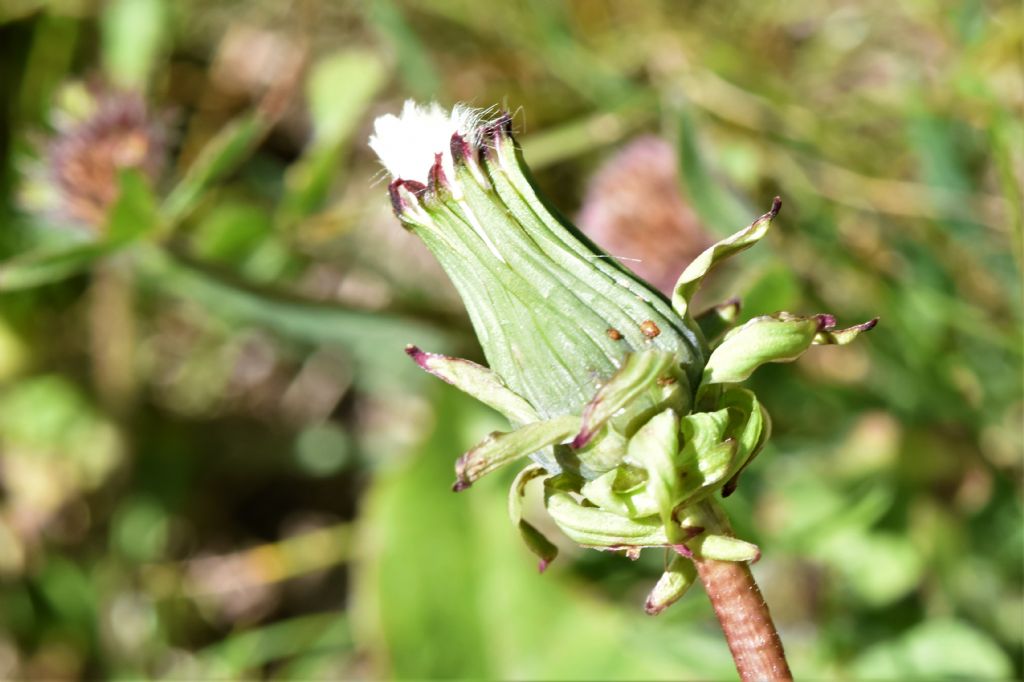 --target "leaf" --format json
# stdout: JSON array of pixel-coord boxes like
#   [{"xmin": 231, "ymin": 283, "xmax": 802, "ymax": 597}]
[
  {"xmin": 405, "ymin": 346, "xmax": 538, "ymax": 424},
  {"xmin": 671, "ymin": 198, "xmax": 780, "ymax": 319},
  {"xmin": 101, "ymin": 0, "xmax": 167, "ymax": 89},
  {"xmin": 162, "ymin": 113, "xmax": 270, "ymax": 224},
  {"xmin": 278, "ymin": 50, "xmax": 386, "ymax": 223},
  {"xmin": 454, "ymin": 415, "xmax": 579, "ymax": 490},
  {"xmin": 364, "ymin": 0, "xmax": 440, "ymax": 98},
  {"xmin": 852, "ymin": 619, "xmax": 1013, "ymax": 679},
  {"xmin": 105, "ymin": 168, "xmax": 160, "ymax": 241},
  {"xmin": 674, "ymin": 105, "xmax": 755, "ymax": 236},
  {"xmin": 0, "ymin": 241, "xmax": 116, "ymax": 290},
  {"xmin": 508, "ymin": 465, "xmax": 558, "ymax": 571},
  {"xmin": 133, "ymin": 248, "xmax": 456, "ymax": 392},
  {"xmin": 0, "ymin": 170, "xmax": 158, "ymax": 290}
]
